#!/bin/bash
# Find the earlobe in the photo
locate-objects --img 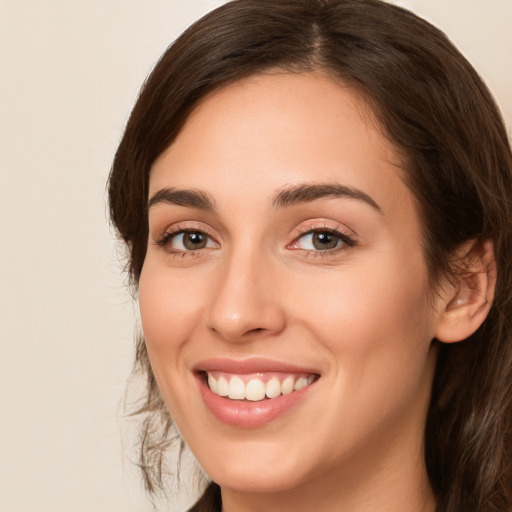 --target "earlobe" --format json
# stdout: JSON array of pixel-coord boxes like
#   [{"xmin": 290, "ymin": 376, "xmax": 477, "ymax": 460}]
[{"xmin": 434, "ymin": 239, "xmax": 496, "ymax": 344}]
